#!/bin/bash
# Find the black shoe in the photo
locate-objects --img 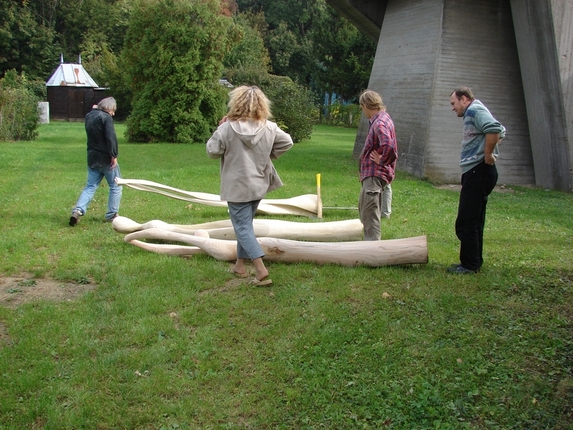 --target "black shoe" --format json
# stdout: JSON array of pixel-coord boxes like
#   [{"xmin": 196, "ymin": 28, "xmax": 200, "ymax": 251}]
[
  {"xmin": 105, "ymin": 213, "xmax": 118, "ymax": 223},
  {"xmin": 447, "ymin": 264, "xmax": 478, "ymax": 274},
  {"xmin": 69, "ymin": 209, "xmax": 82, "ymax": 226}
]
